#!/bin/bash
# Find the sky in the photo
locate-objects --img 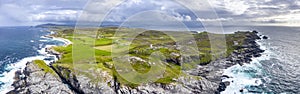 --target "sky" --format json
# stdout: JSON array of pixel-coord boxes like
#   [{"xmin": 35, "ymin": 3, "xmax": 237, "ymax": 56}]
[{"xmin": 0, "ymin": 0, "xmax": 300, "ymax": 27}]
